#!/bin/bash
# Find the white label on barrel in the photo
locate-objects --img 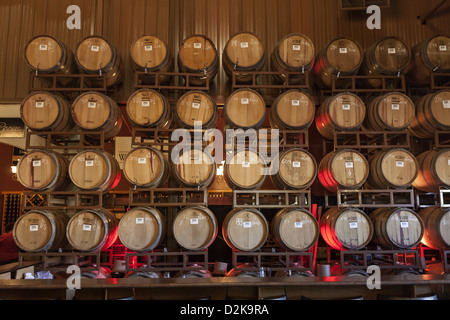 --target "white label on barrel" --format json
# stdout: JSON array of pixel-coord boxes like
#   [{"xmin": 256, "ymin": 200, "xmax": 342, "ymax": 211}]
[
  {"xmin": 192, "ymin": 102, "xmax": 200, "ymax": 109},
  {"xmin": 39, "ymin": 45, "xmax": 48, "ymax": 51},
  {"xmin": 30, "ymin": 225, "xmax": 39, "ymax": 232},
  {"xmin": 448, "ymin": 159, "xmax": 450, "ymax": 166},
  {"xmin": 243, "ymin": 222, "xmax": 252, "ymax": 228},
  {"xmin": 294, "ymin": 222, "xmax": 303, "ymax": 229},
  {"xmin": 240, "ymin": 42, "xmax": 249, "ymax": 48},
  {"xmin": 345, "ymin": 162, "xmax": 354, "ymax": 169},
  {"xmin": 342, "ymin": 104, "xmax": 351, "ymax": 110},
  {"xmin": 85, "ymin": 160, "xmax": 94, "ymax": 167},
  {"xmin": 388, "ymin": 48, "xmax": 396, "ymax": 54},
  {"xmin": 35, "ymin": 101, "xmax": 44, "ymax": 108},
  {"xmin": 293, "ymin": 161, "xmax": 301, "ymax": 168},
  {"xmin": 141, "ymin": 100, "xmax": 150, "ymax": 107},
  {"xmin": 144, "ymin": 45, "xmax": 153, "ymax": 51},
  {"xmin": 293, "ymin": 44, "xmax": 301, "ymax": 51},
  {"xmin": 392, "ymin": 104, "xmax": 400, "ymax": 110},
  {"xmin": 443, "ymin": 100, "xmax": 450, "ymax": 109},
  {"xmin": 349, "ymin": 222, "xmax": 358, "ymax": 229},
  {"xmin": 138, "ymin": 158, "xmax": 146, "ymax": 164},
  {"xmin": 190, "ymin": 218, "xmax": 199, "ymax": 225},
  {"xmin": 136, "ymin": 218, "xmax": 144, "ymax": 225},
  {"xmin": 339, "ymin": 48, "xmax": 347, "ymax": 54},
  {"xmin": 440, "ymin": 45, "xmax": 448, "ymax": 52},
  {"xmin": 292, "ymin": 100, "xmax": 300, "ymax": 106},
  {"xmin": 32, "ymin": 160, "xmax": 41, "ymax": 167},
  {"xmin": 401, "ymin": 221, "xmax": 409, "ymax": 228},
  {"xmin": 242, "ymin": 162, "xmax": 250, "ymax": 168},
  {"xmin": 88, "ymin": 102, "xmax": 96, "ymax": 109},
  {"xmin": 241, "ymin": 98, "xmax": 249, "ymax": 104},
  {"xmin": 83, "ymin": 224, "xmax": 92, "ymax": 231},
  {"xmin": 396, "ymin": 161, "xmax": 405, "ymax": 167},
  {"xmin": 91, "ymin": 45, "xmax": 100, "ymax": 52},
  {"xmin": 194, "ymin": 43, "xmax": 202, "ymax": 49}
]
